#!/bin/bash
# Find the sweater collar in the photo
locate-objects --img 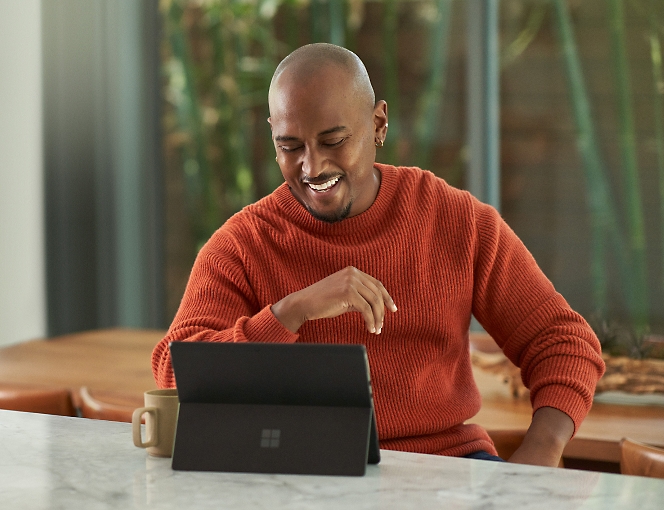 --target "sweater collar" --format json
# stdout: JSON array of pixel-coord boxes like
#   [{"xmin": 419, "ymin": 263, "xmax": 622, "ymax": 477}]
[{"xmin": 273, "ymin": 163, "xmax": 399, "ymax": 236}]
